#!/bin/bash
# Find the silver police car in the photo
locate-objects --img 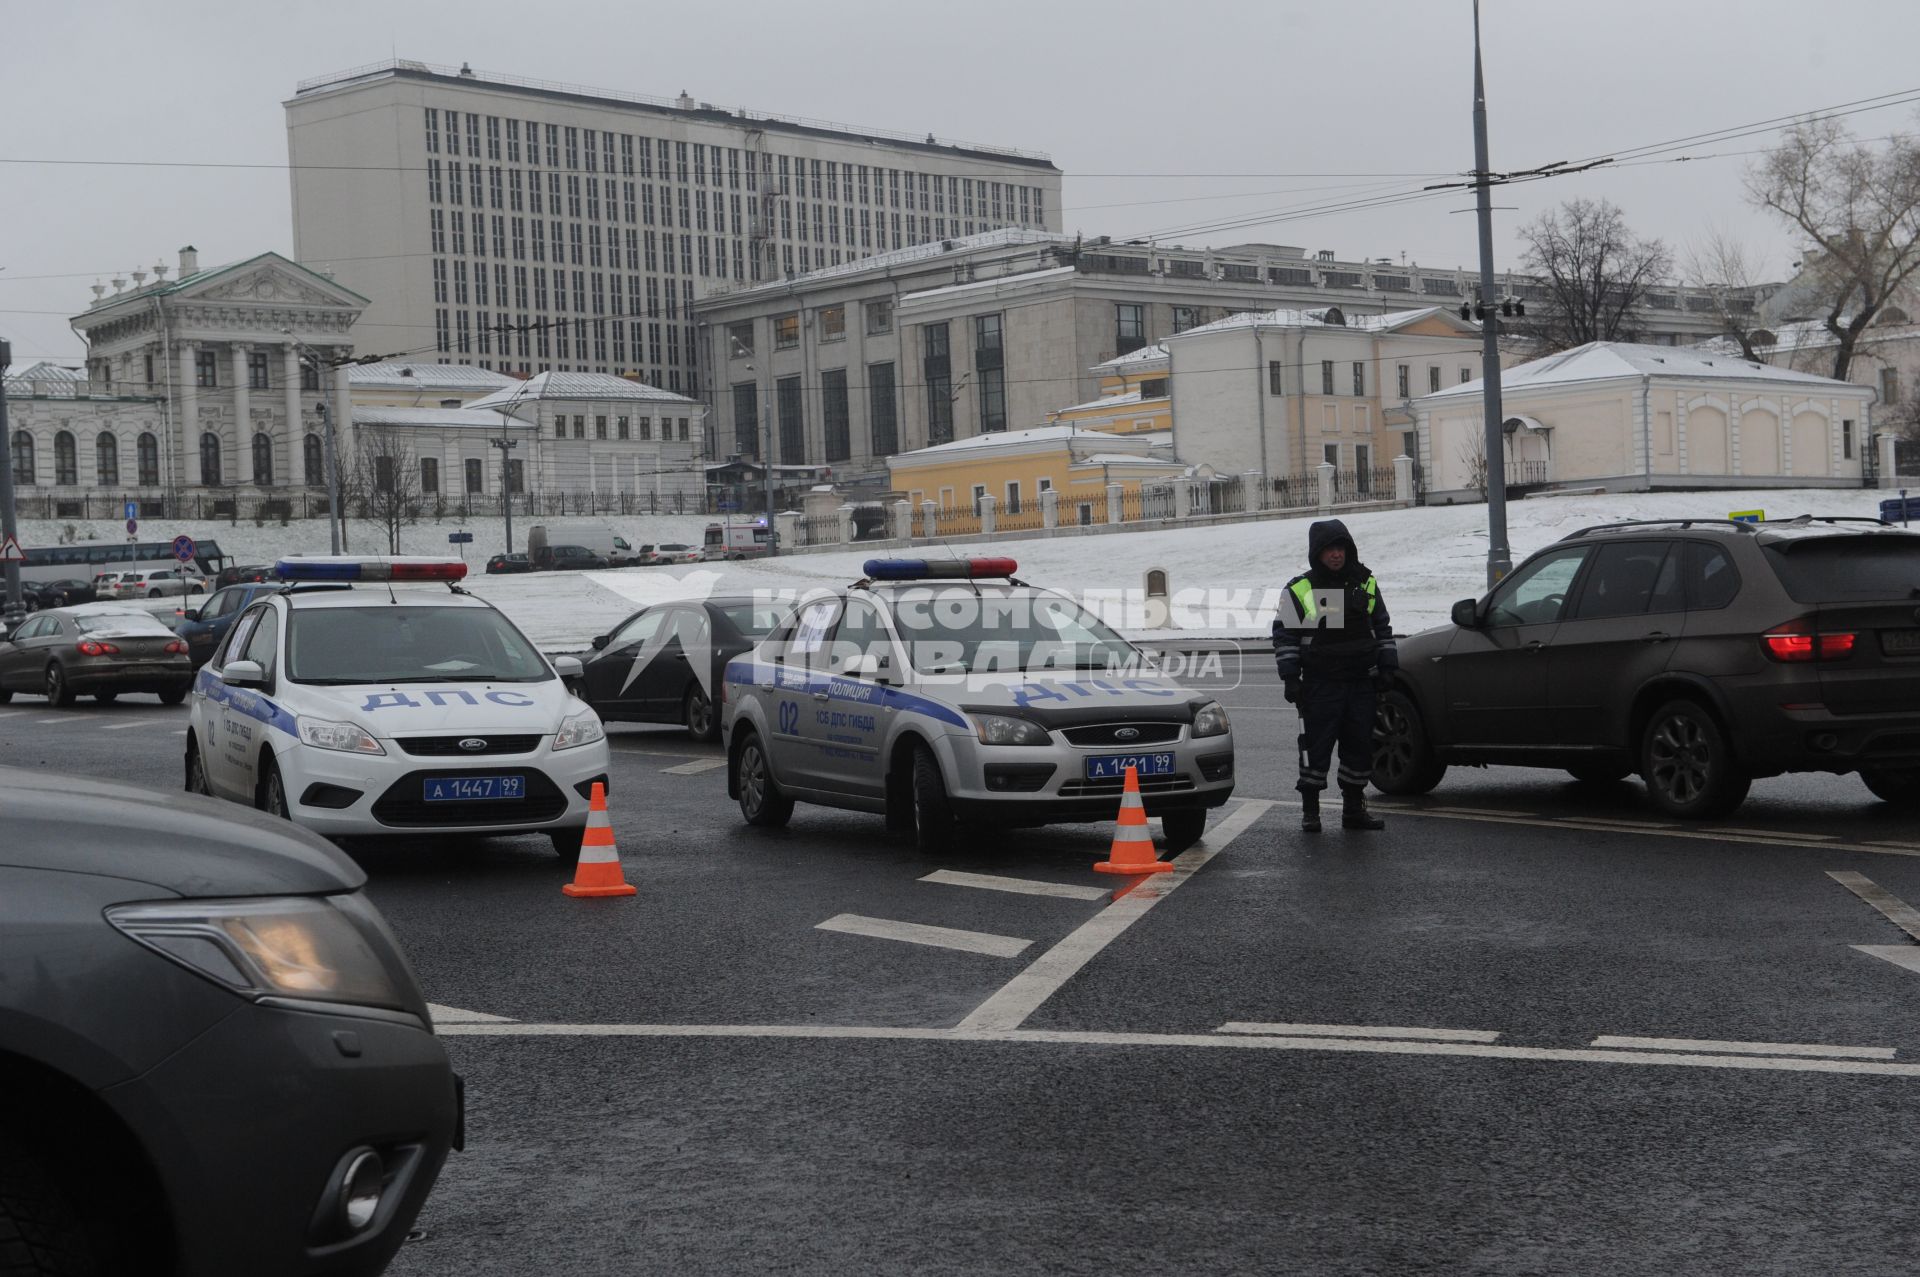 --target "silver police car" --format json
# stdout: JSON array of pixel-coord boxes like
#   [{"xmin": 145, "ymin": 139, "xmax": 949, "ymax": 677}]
[{"xmin": 721, "ymin": 558, "xmax": 1236, "ymax": 852}]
